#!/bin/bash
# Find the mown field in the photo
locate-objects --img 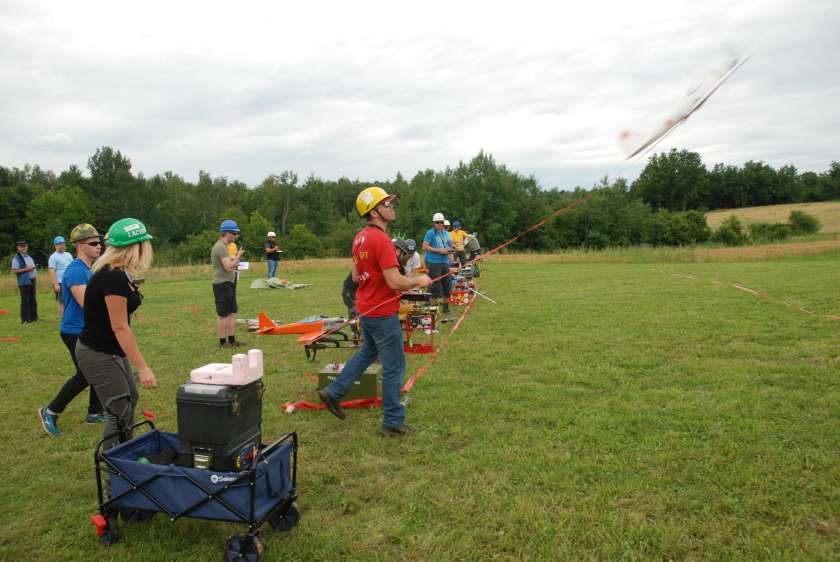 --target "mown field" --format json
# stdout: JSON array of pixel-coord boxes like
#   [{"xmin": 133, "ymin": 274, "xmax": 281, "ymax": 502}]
[
  {"xmin": 706, "ymin": 201, "xmax": 840, "ymax": 234},
  {"xmin": 1, "ymin": 251, "xmax": 839, "ymax": 560}
]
